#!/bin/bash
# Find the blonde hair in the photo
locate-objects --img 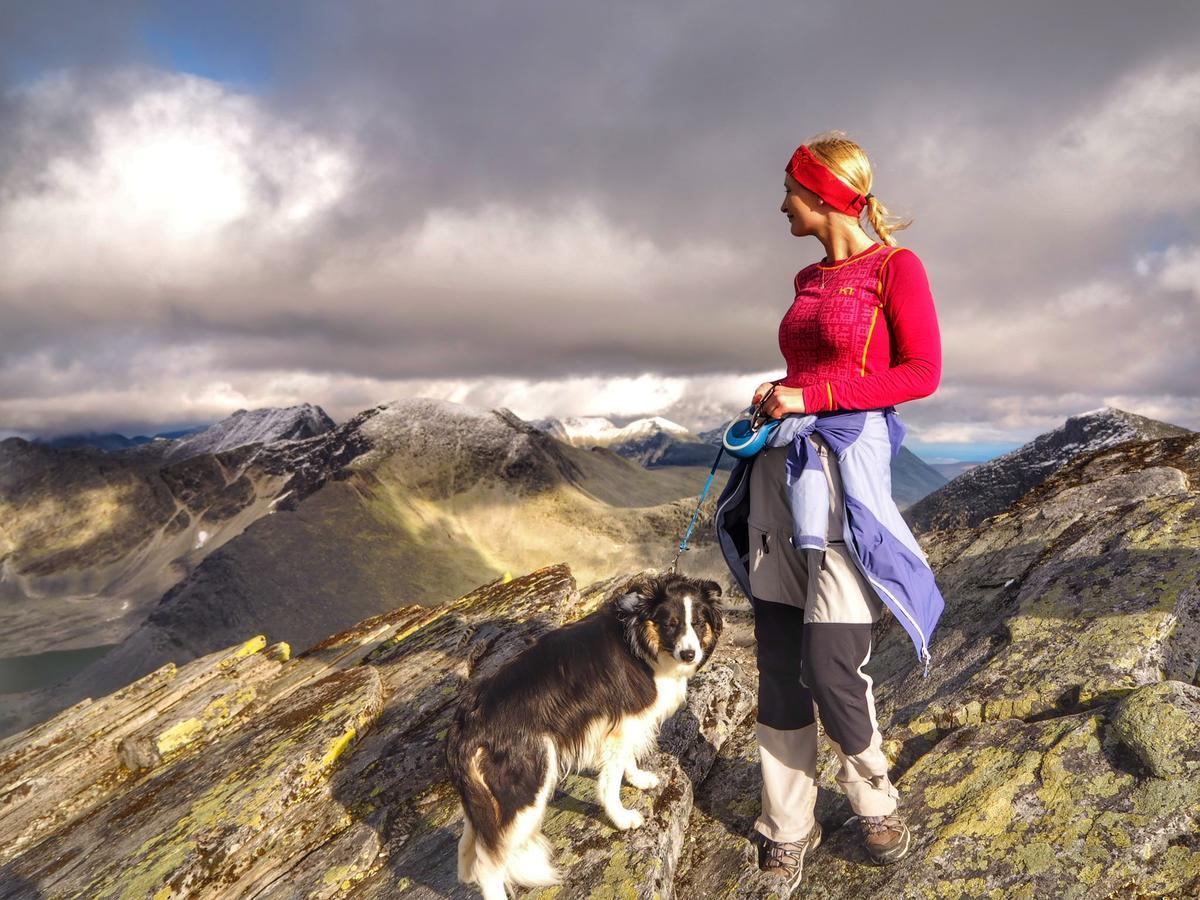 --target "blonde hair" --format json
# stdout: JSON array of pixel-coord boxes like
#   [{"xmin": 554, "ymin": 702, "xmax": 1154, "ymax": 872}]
[{"xmin": 806, "ymin": 130, "xmax": 913, "ymax": 247}]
